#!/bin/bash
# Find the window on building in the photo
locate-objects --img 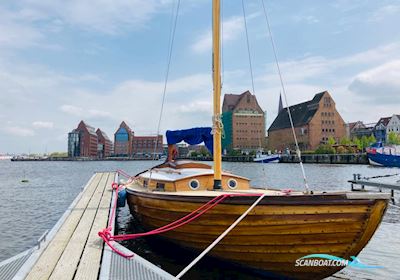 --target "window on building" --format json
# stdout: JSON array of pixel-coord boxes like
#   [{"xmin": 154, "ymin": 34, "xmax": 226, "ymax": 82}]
[{"xmin": 115, "ymin": 127, "xmax": 129, "ymax": 142}]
